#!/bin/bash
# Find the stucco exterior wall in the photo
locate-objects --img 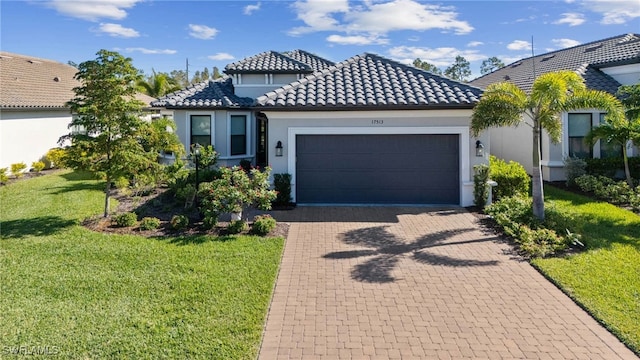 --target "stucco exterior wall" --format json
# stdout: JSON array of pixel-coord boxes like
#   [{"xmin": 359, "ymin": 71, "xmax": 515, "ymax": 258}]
[
  {"xmin": 263, "ymin": 109, "xmax": 488, "ymax": 207},
  {"xmin": 0, "ymin": 109, "xmax": 71, "ymax": 169}
]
